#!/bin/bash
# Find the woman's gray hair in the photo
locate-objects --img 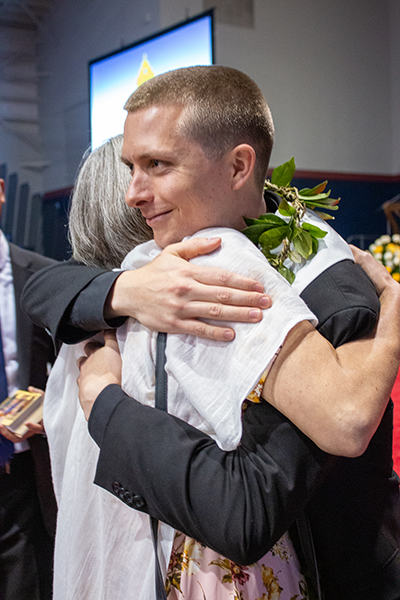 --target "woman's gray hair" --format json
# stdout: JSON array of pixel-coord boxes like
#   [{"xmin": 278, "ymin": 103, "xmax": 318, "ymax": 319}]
[{"xmin": 68, "ymin": 135, "xmax": 152, "ymax": 269}]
